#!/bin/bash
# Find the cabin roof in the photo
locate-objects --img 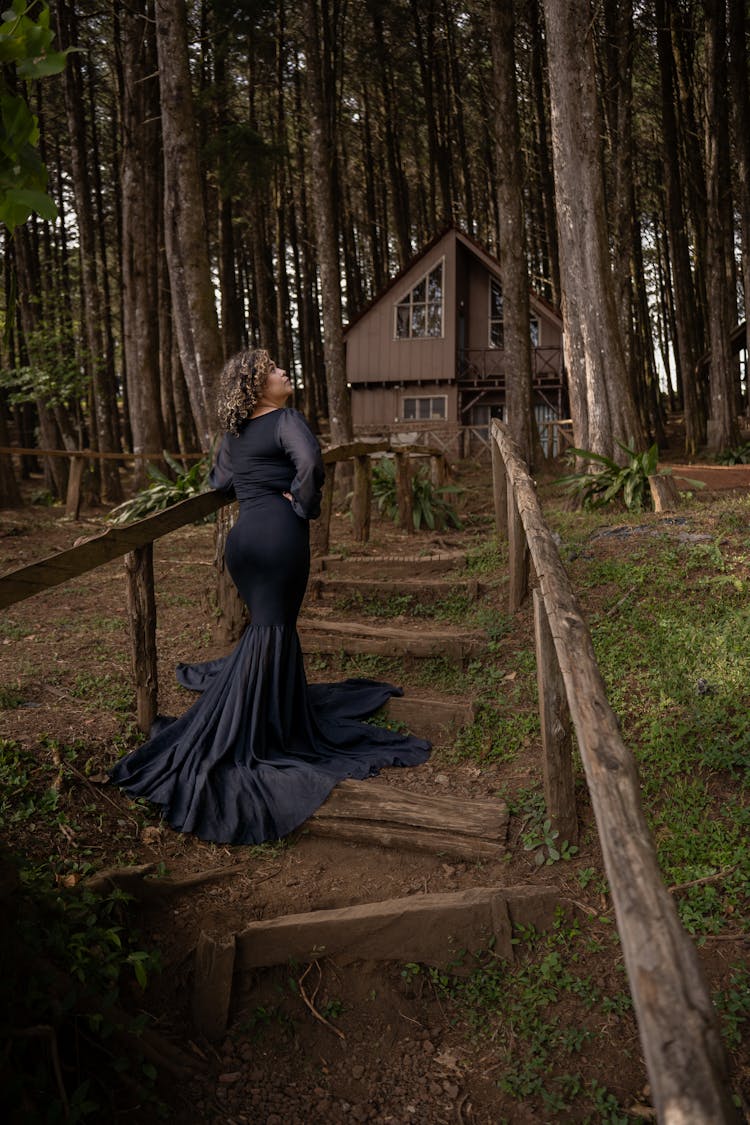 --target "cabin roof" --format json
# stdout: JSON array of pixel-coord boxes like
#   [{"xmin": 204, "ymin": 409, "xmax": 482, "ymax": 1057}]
[{"xmin": 343, "ymin": 224, "xmax": 562, "ymax": 335}]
